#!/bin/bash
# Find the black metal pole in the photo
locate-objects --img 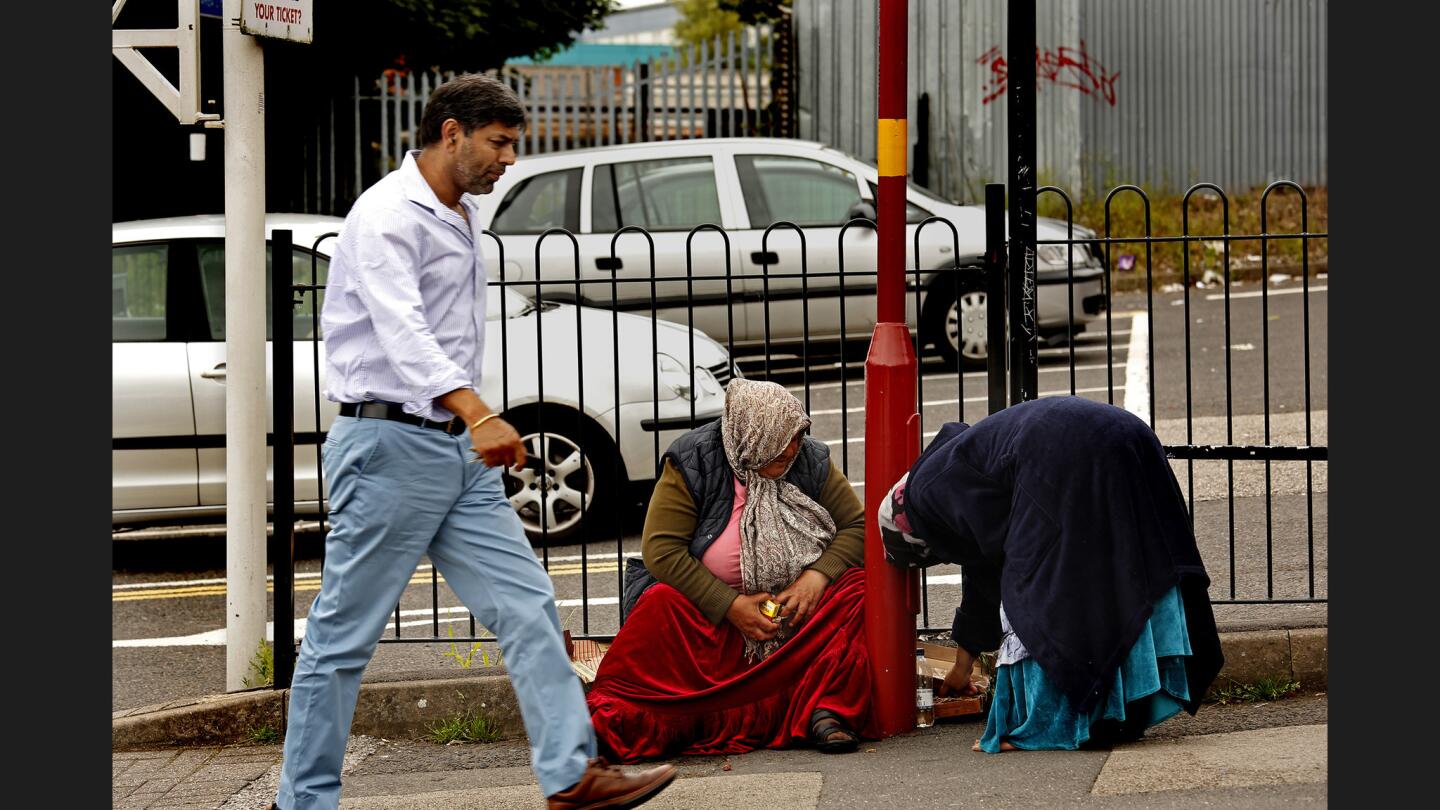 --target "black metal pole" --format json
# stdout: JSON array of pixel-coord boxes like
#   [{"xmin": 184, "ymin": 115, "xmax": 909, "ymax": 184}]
[
  {"xmin": 1007, "ymin": 0, "xmax": 1039, "ymax": 403},
  {"xmin": 984, "ymin": 183, "xmax": 1008, "ymax": 414},
  {"xmin": 638, "ymin": 60, "xmax": 652, "ymax": 140},
  {"xmin": 271, "ymin": 229, "xmax": 296, "ymax": 689}
]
